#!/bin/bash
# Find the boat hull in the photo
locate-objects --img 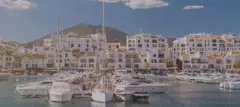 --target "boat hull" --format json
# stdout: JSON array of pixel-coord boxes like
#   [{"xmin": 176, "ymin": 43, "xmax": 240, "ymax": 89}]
[
  {"xmin": 220, "ymin": 82, "xmax": 240, "ymax": 90},
  {"xmin": 16, "ymin": 87, "xmax": 50, "ymax": 96},
  {"xmin": 121, "ymin": 85, "xmax": 171, "ymax": 93},
  {"xmin": 92, "ymin": 92, "xmax": 113, "ymax": 103},
  {"xmin": 49, "ymin": 91, "xmax": 73, "ymax": 102},
  {"xmin": 114, "ymin": 94, "xmax": 132, "ymax": 101},
  {"xmin": 132, "ymin": 93, "xmax": 149, "ymax": 101}
]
